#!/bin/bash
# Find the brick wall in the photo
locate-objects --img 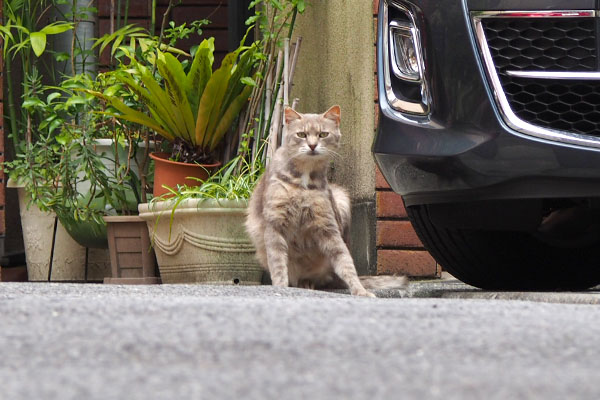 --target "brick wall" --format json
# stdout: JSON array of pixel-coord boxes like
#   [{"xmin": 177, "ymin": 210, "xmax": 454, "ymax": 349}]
[
  {"xmin": 373, "ymin": 0, "xmax": 440, "ymax": 278},
  {"xmin": 0, "ymin": 0, "xmax": 5, "ymax": 239},
  {"xmin": 98, "ymin": 0, "xmax": 229, "ymax": 67}
]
